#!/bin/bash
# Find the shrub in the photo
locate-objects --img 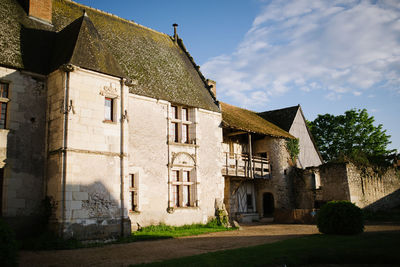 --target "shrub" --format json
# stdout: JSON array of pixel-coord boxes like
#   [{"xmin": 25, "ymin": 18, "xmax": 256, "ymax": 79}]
[
  {"xmin": 317, "ymin": 201, "xmax": 364, "ymax": 235},
  {"xmin": 0, "ymin": 219, "xmax": 18, "ymax": 267}
]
